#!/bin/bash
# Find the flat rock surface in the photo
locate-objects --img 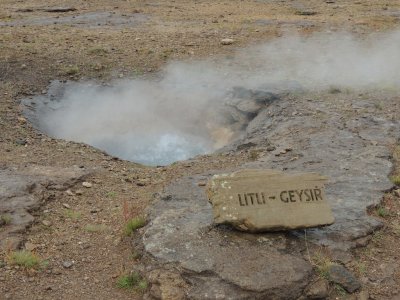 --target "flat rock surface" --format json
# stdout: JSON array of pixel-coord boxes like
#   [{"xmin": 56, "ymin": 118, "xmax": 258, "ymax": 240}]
[
  {"xmin": 0, "ymin": 164, "xmax": 89, "ymax": 250},
  {"xmin": 138, "ymin": 89, "xmax": 399, "ymax": 299}
]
